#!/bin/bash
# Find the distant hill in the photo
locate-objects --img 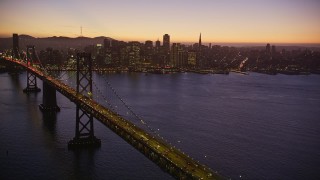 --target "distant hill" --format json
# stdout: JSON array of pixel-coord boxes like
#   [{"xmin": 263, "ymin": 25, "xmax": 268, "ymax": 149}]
[
  {"xmin": 0, "ymin": 35, "xmax": 112, "ymax": 51},
  {"xmin": 1, "ymin": 35, "xmax": 319, "ymax": 52}
]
